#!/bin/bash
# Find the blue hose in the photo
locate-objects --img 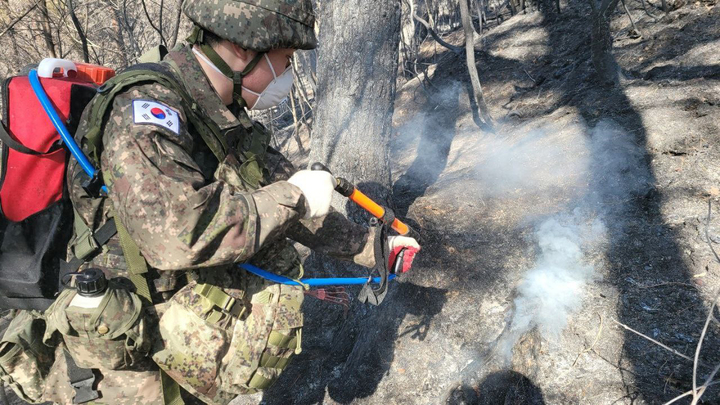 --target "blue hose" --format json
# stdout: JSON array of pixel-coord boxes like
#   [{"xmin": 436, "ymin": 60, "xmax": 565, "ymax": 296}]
[
  {"xmin": 29, "ymin": 70, "xmax": 107, "ymax": 193},
  {"xmin": 239, "ymin": 264, "xmax": 396, "ymax": 287},
  {"xmin": 29, "ymin": 69, "xmax": 393, "ymax": 288}
]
